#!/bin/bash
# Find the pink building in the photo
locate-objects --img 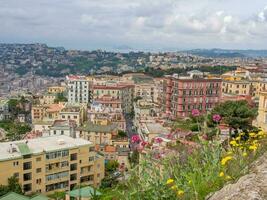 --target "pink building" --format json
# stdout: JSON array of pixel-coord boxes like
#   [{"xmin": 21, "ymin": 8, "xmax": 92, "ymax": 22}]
[{"xmin": 162, "ymin": 73, "xmax": 222, "ymax": 118}]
